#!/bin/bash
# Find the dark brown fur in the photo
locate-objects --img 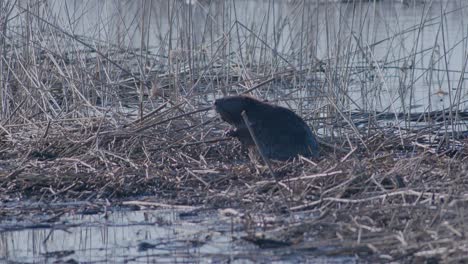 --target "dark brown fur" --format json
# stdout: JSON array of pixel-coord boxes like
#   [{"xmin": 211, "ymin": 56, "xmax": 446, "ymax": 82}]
[{"xmin": 214, "ymin": 95, "xmax": 319, "ymax": 160}]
